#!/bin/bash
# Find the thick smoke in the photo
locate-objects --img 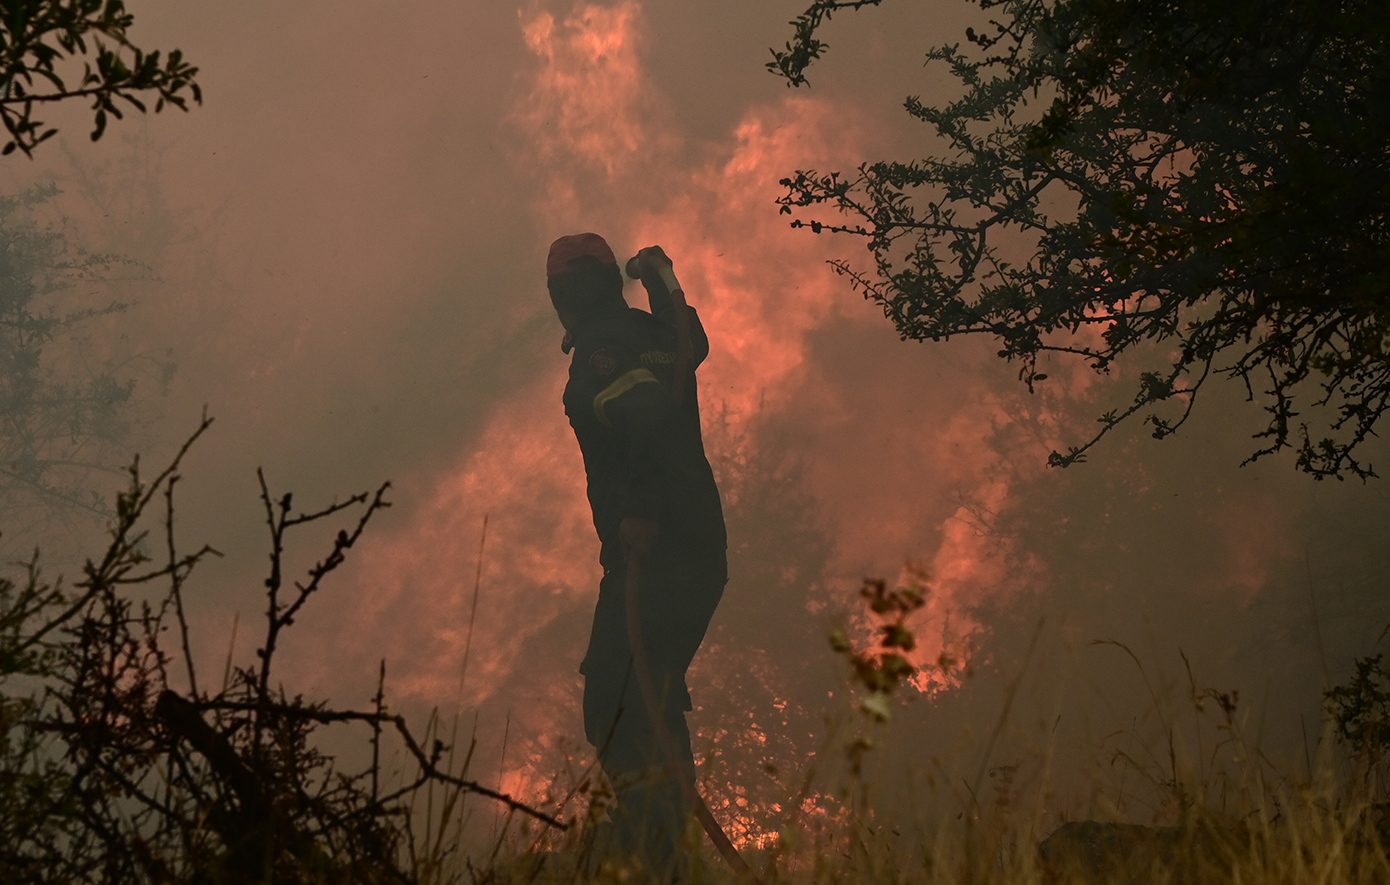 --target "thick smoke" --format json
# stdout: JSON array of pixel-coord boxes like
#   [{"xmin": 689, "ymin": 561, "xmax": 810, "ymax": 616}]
[
  {"xmin": 4, "ymin": 0, "xmax": 1387, "ymax": 843},
  {"xmin": 313, "ymin": 0, "xmax": 1065, "ymax": 761}
]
